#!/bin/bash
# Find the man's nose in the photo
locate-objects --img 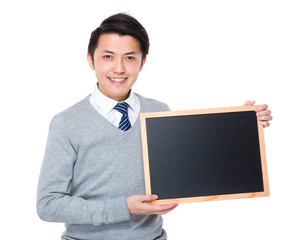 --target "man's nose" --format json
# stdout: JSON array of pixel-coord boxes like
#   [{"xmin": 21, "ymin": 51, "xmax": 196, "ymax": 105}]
[{"xmin": 113, "ymin": 58, "xmax": 125, "ymax": 74}]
